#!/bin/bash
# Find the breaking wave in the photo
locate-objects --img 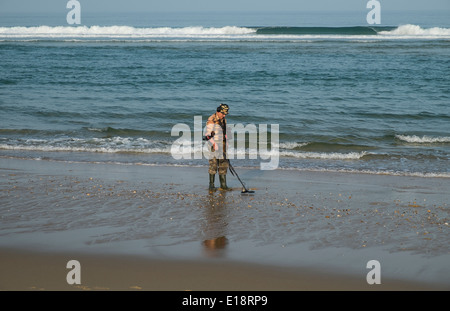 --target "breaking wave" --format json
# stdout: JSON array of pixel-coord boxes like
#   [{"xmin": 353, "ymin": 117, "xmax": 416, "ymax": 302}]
[
  {"xmin": 279, "ymin": 150, "xmax": 368, "ymax": 160},
  {"xmin": 379, "ymin": 24, "xmax": 450, "ymax": 36},
  {"xmin": 0, "ymin": 25, "xmax": 256, "ymax": 39},
  {"xmin": 1, "ymin": 24, "xmax": 449, "ymax": 41},
  {"xmin": 0, "ymin": 137, "xmax": 171, "ymax": 154},
  {"xmin": 396, "ymin": 135, "xmax": 450, "ymax": 144}
]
